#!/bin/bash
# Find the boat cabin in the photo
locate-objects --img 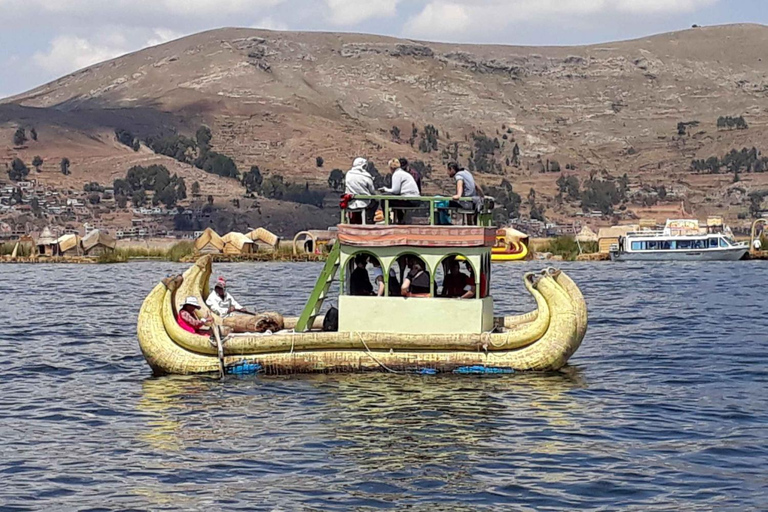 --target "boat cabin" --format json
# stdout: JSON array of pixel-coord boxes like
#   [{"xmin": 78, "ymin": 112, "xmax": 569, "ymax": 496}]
[{"xmin": 295, "ymin": 195, "xmax": 498, "ymax": 334}]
